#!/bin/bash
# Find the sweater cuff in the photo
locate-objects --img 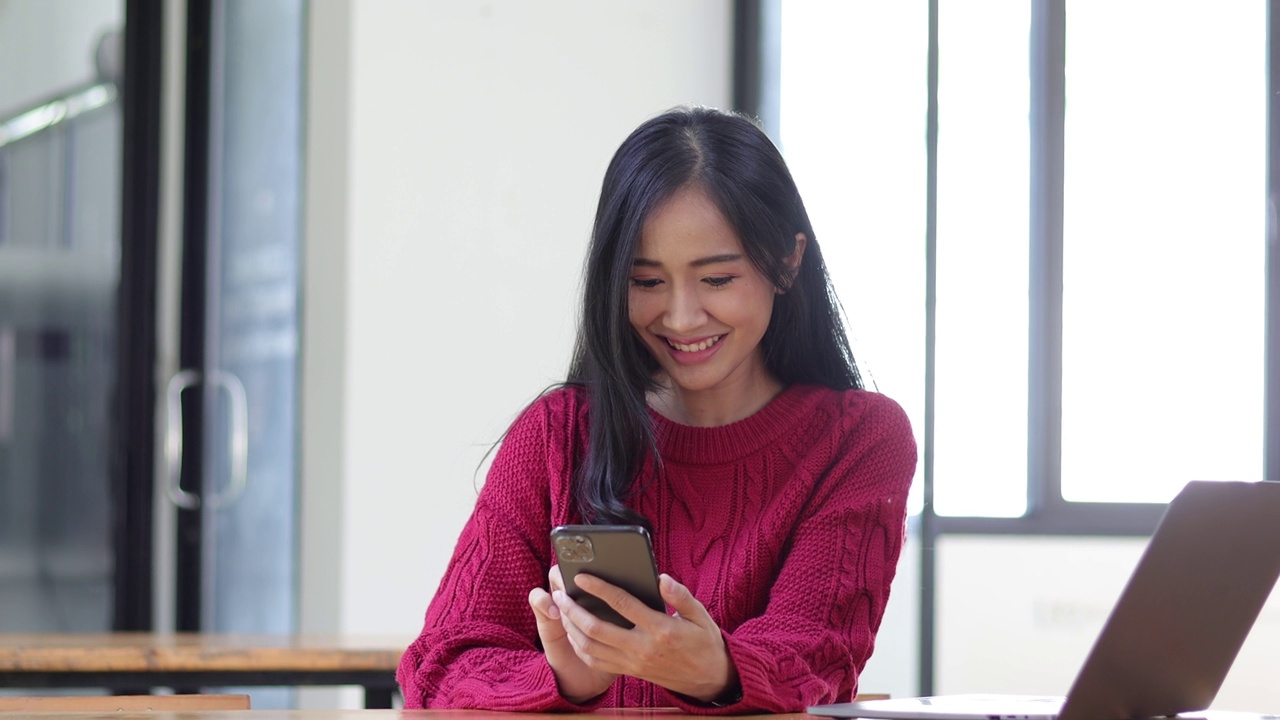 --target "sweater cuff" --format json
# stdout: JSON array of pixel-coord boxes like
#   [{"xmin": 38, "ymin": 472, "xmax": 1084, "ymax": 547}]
[
  {"xmin": 437, "ymin": 655, "xmax": 607, "ymax": 712},
  {"xmin": 721, "ymin": 631, "xmax": 775, "ymax": 710},
  {"xmin": 662, "ymin": 631, "xmax": 763, "ymax": 715},
  {"xmin": 532, "ymin": 657, "xmax": 611, "ymax": 712}
]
